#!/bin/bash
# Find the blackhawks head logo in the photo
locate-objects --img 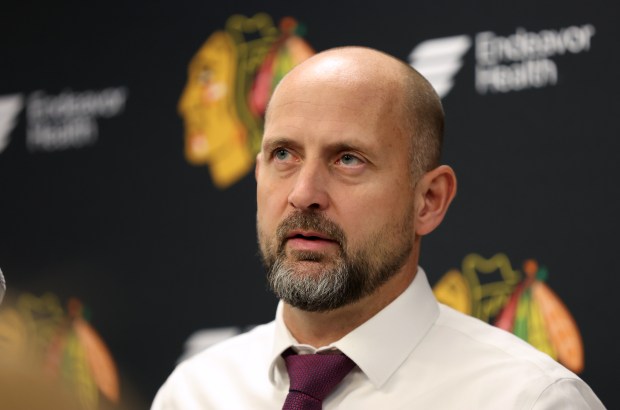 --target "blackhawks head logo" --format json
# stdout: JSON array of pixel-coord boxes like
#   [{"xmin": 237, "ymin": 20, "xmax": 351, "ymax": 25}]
[{"xmin": 179, "ymin": 13, "xmax": 315, "ymax": 188}]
